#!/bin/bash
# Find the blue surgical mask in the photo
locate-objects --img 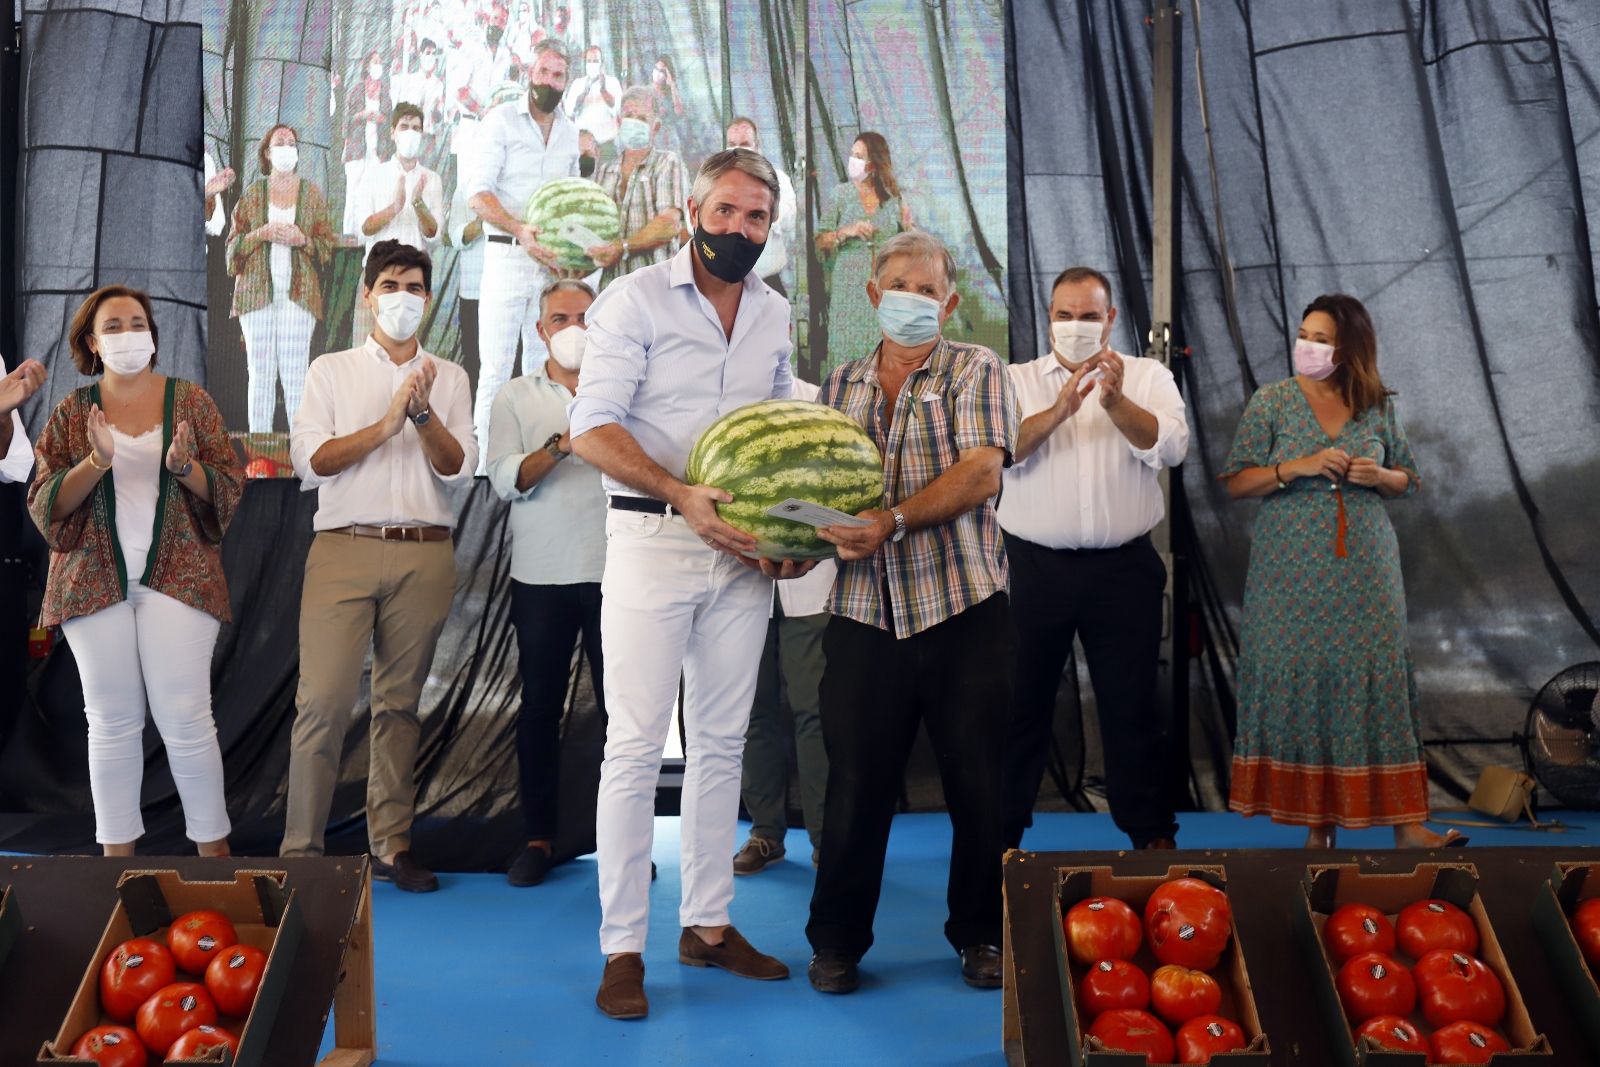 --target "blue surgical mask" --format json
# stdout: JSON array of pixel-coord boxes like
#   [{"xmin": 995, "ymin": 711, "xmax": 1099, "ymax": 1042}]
[
  {"xmin": 875, "ymin": 289, "xmax": 944, "ymax": 347},
  {"xmin": 617, "ymin": 117, "xmax": 652, "ymax": 151}
]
